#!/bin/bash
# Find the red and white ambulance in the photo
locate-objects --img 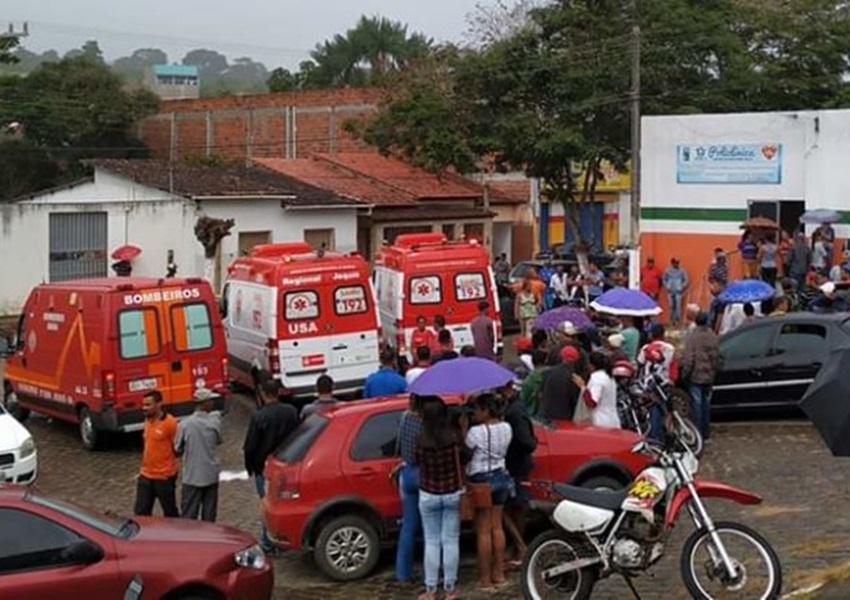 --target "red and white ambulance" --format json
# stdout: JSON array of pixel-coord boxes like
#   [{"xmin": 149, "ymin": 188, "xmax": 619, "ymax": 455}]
[
  {"xmin": 2, "ymin": 277, "xmax": 227, "ymax": 450},
  {"xmin": 223, "ymin": 242, "xmax": 381, "ymax": 397},
  {"xmin": 373, "ymin": 233, "xmax": 502, "ymax": 357}
]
